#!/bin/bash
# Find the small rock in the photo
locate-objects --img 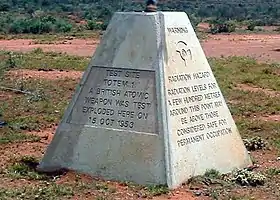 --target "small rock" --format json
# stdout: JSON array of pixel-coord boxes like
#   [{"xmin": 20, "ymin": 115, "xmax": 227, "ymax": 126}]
[
  {"xmin": 137, "ymin": 193, "xmax": 147, "ymax": 198},
  {"xmin": 203, "ymin": 189, "xmax": 210, "ymax": 196},
  {"xmin": 277, "ymin": 157, "xmax": 280, "ymax": 161},
  {"xmin": 42, "ymin": 135, "xmax": 48, "ymax": 140},
  {"xmin": 193, "ymin": 190, "xmax": 202, "ymax": 196},
  {"xmin": 0, "ymin": 121, "xmax": 7, "ymax": 128},
  {"xmin": 189, "ymin": 186, "xmax": 200, "ymax": 190}
]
